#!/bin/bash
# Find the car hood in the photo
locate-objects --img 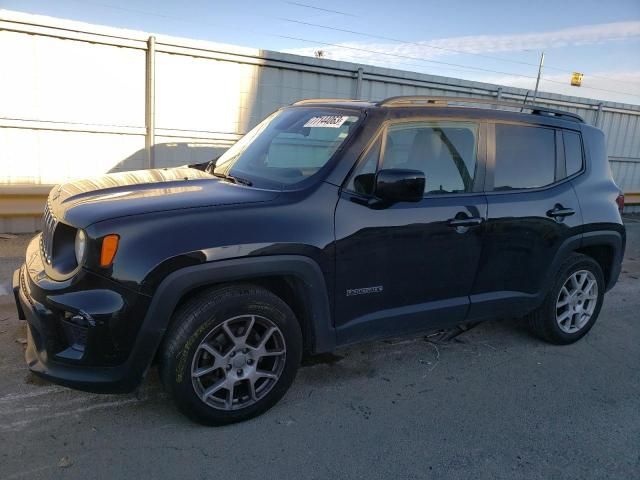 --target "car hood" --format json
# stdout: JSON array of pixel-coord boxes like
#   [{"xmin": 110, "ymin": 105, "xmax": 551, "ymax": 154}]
[{"xmin": 49, "ymin": 167, "xmax": 279, "ymax": 227}]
